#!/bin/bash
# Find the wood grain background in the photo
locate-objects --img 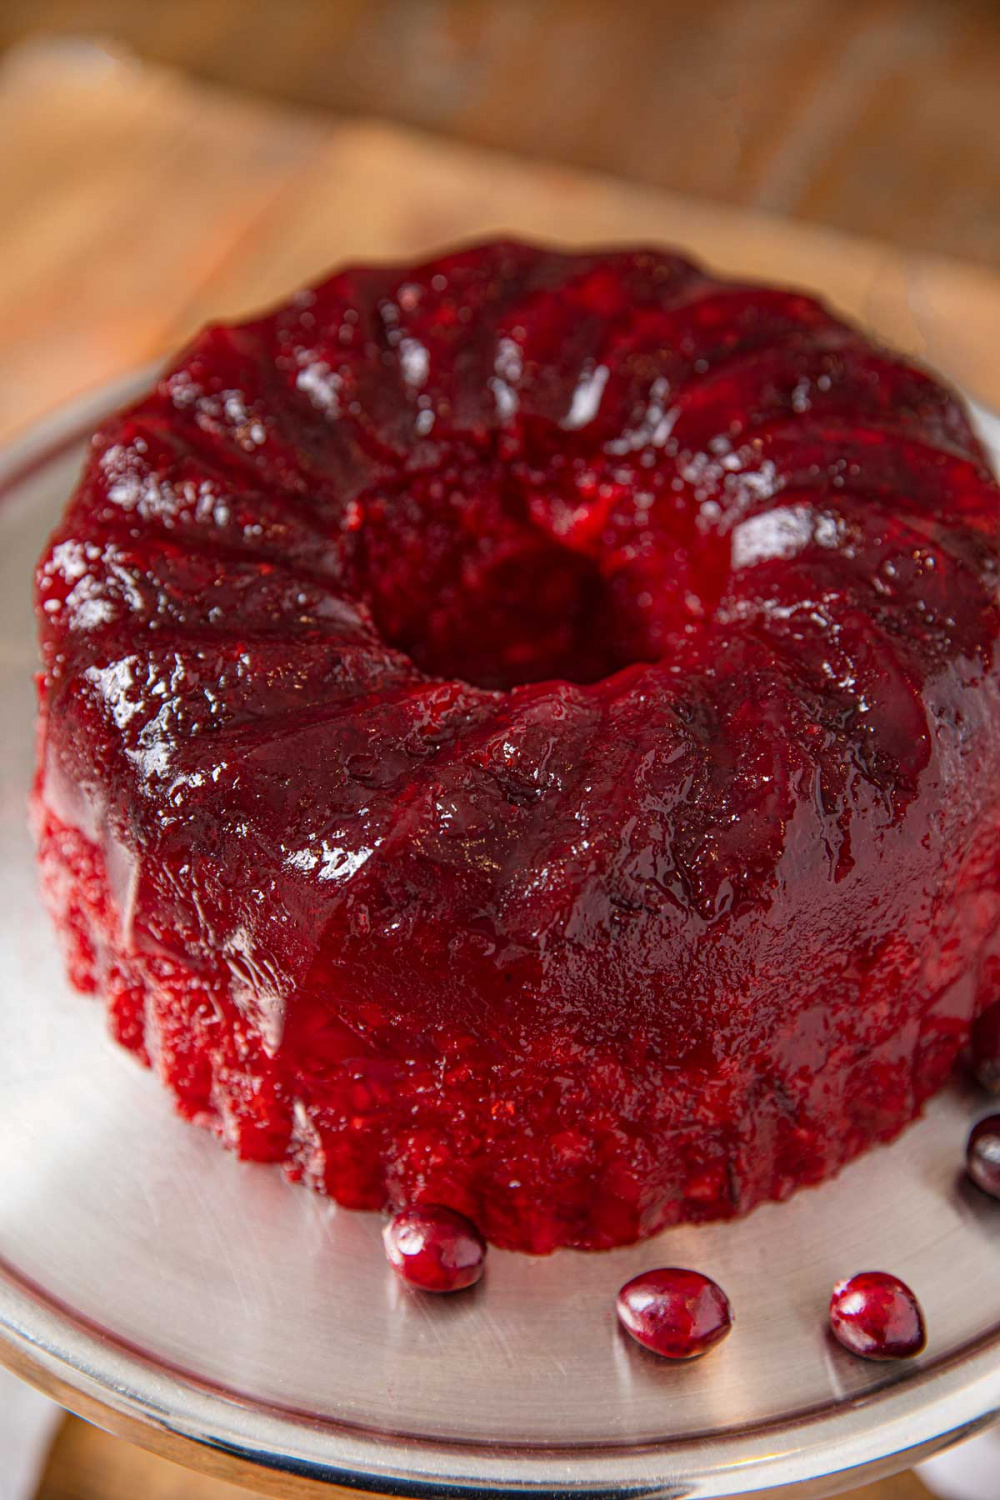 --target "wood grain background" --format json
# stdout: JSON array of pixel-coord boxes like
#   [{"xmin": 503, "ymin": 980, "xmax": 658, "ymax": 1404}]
[
  {"xmin": 3, "ymin": 35, "xmax": 1000, "ymax": 448},
  {"xmin": 1, "ymin": 0, "xmax": 999, "ymax": 270},
  {"xmin": 2, "ymin": 2, "xmax": 997, "ymax": 1495}
]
